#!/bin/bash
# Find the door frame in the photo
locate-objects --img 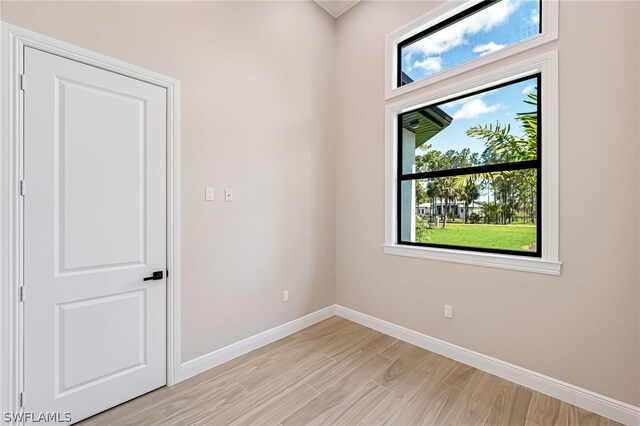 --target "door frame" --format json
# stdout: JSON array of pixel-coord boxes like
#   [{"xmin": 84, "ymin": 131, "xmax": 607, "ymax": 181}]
[{"xmin": 0, "ymin": 22, "xmax": 182, "ymax": 419}]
